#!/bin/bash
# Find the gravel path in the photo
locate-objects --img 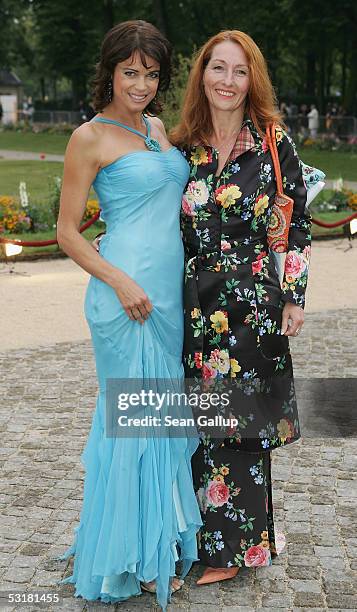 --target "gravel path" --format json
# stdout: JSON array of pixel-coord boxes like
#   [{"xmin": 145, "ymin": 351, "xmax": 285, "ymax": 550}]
[
  {"xmin": 0, "ymin": 149, "xmax": 64, "ymax": 163},
  {"xmin": 0, "ymin": 237, "xmax": 357, "ymax": 611},
  {"xmin": 0, "ymin": 311, "xmax": 356, "ymax": 610}
]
